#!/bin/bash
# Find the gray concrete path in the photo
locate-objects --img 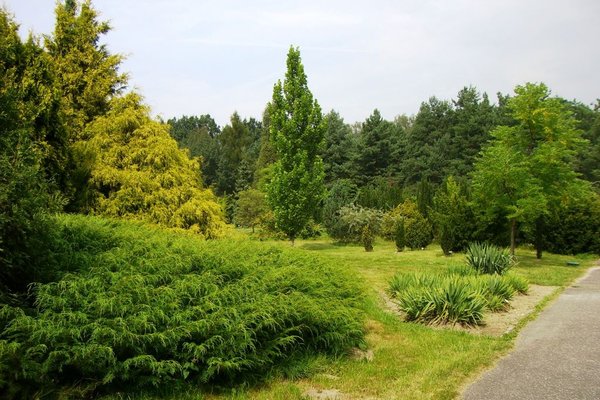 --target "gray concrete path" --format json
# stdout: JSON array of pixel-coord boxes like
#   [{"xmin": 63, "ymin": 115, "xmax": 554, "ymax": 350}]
[{"xmin": 463, "ymin": 266, "xmax": 600, "ymax": 400}]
